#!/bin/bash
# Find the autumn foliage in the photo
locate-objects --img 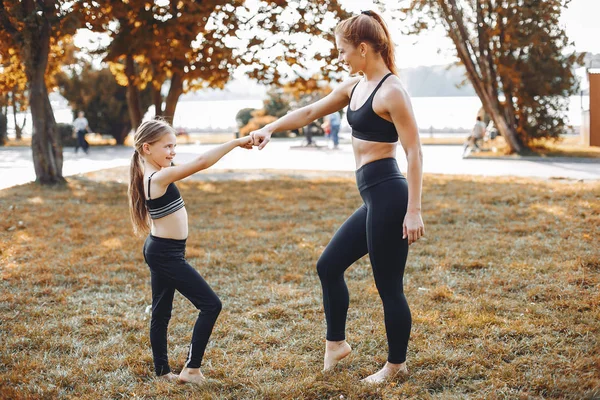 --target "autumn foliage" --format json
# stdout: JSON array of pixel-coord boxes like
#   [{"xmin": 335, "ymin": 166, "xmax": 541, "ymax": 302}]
[{"xmin": 400, "ymin": 0, "xmax": 584, "ymax": 153}]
